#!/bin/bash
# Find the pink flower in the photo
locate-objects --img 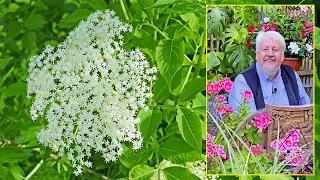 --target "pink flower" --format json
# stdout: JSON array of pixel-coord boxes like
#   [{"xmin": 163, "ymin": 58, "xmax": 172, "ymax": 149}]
[
  {"xmin": 207, "ymin": 82, "xmax": 221, "ymax": 94},
  {"xmin": 290, "ymin": 13, "xmax": 296, "ymax": 18},
  {"xmin": 286, "ymin": 150, "xmax": 304, "ymax": 166},
  {"xmin": 241, "ymin": 90, "xmax": 253, "ymax": 99},
  {"xmin": 250, "ymin": 144, "xmax": 265, "ymax": 156},
  {"xmin": 207, "ymin": 133, "xmax": 212, "ymax": 142},
  {"xmin": 248, "ymin": 24, "xmax": 255, "ymax": 32},
  {"xmin": 302, "ymin": 19, "xmax": 309, "ymax": 27},
  {"xmin": 207, "ymin": 143, "xmax": 227, "ymax": 159},
  {"xmin": 306, "ymin": 26, "xmax": 314, "ymax": 32},
  {"xmin": 262, "ymin": 24, "xmax": 269, "ymax": 31},
  {"xmin": 300, "ymin": 6, "xmax": 309, "ymax": 13},
  {"xmin": 223, "ymin": 80, "xmax": 233, "ymax": 92},
  {"xmin": 207, "ymin": 142, "xmax": 216, "ymax": 157},
  {"xmin": 216, "ymin": 104, "xmax": 233, "ymax": 115},
  {"xmin": 253, "ymin": 113, "xmax": 271, "ymax": 129},
  {"xmin": 215, "ymin": 95, "xmax": 226, "ymax": 102},
  {"xmin": 270, "ymin": 20, "xmax": 276, "ymax": 31}
]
